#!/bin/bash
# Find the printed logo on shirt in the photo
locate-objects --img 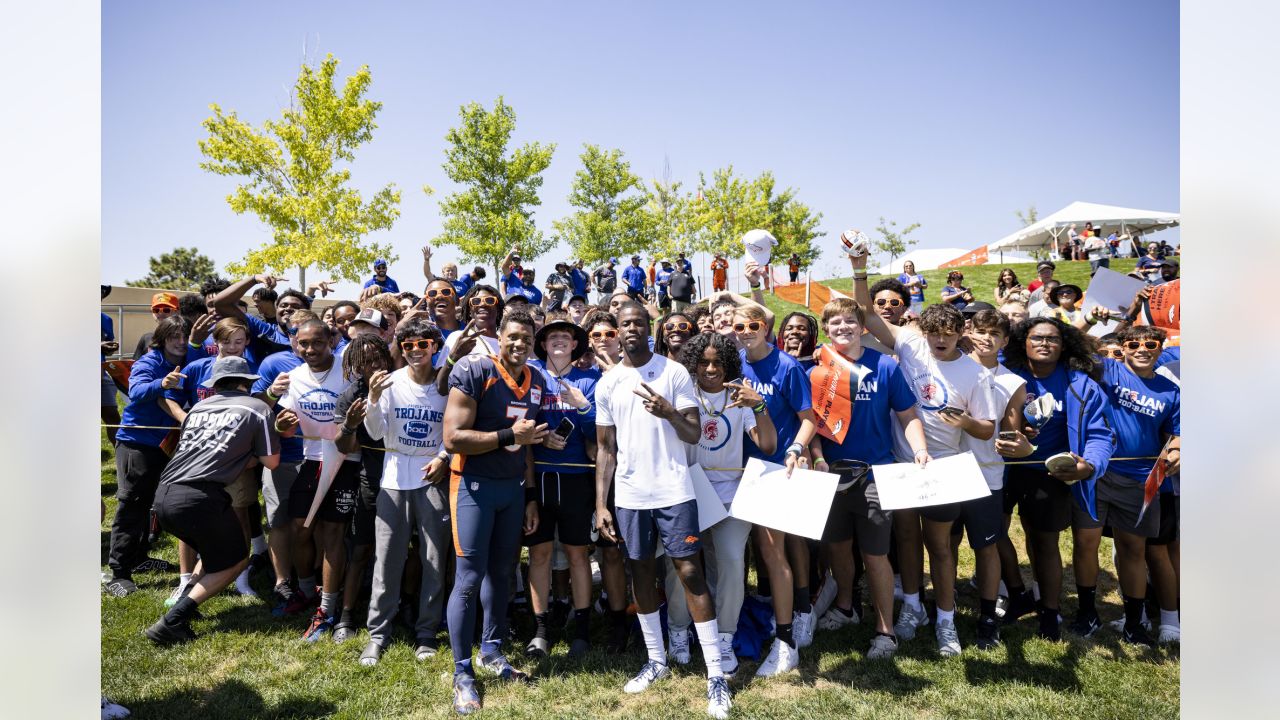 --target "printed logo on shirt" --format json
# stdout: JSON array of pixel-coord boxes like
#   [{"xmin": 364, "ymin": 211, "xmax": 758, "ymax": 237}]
[
  {"xmin": 297, "ymin": 388, "xmax": 339, "ymax": 422},
  {"xmin": 744, "ymin": 379, "xmax": 774, "ymax": 397},
  {"xmin": 700, "ymin": 415, "xmax": 732, "ymax": 452},
  {"xmin": 404, "ymin": 421, "xmax": 433, "ymax": 440},
  {"xmin": 530, "ymin": 386, "xmax": 542, "ymax": 405},
  {"xmin": 1112, "ymin": 386, "xmax": 1168, "ymax": 418},
  {"xmin": 855, "ymin": 379, "xmax": 878, "ymax": 402},
  {"xmin": 907, "ymin": 369, "xmax": 949, "ymax": 411}
]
